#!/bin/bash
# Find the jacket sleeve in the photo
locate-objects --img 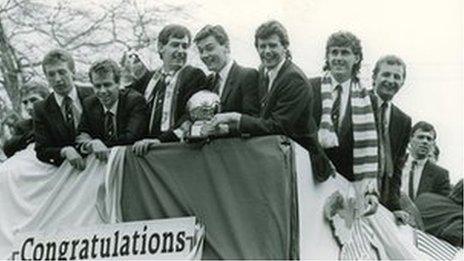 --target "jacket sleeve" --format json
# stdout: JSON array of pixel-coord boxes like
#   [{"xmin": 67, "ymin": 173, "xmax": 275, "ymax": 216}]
[
  {"xmin": 240, "ymin": 69, "xmax": 260, "ymax": 117},
  {"xmin": 34, "ymin": 104, "xmax": 65, "ymax": 166}
]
